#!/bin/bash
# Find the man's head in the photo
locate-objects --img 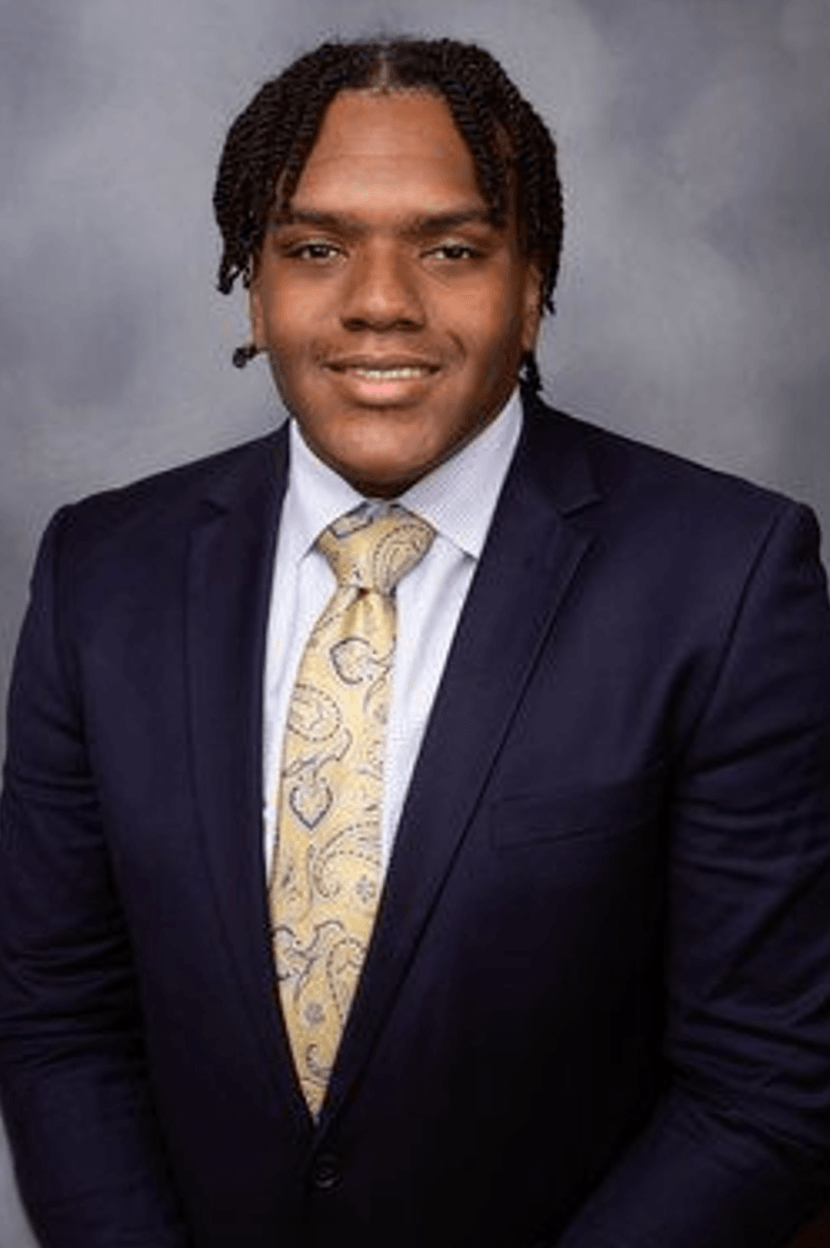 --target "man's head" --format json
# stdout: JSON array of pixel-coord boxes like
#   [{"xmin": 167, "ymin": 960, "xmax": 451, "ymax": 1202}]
[{"xmin": 213, "ymin": 37, "xmax": 564, "ymax": 495}]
